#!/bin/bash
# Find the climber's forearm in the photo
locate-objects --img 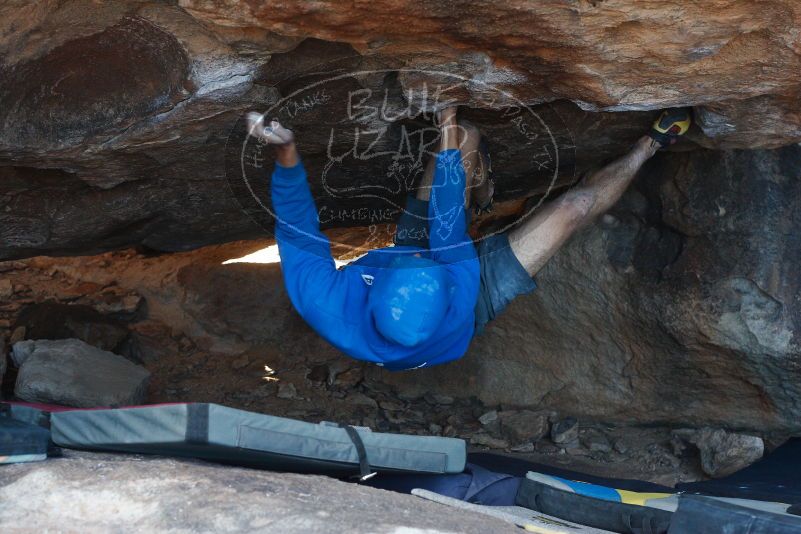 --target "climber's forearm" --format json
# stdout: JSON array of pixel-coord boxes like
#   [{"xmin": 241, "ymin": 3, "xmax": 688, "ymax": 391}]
[
  {"xmin": 275, "ymin": 142, "xmax": 299, "ymax": 168},
  {"xmin": 271, "ymin": 157, "xmax": 334, "ymax": 266},
  {"xmin": 438, "ymin": 107, "xmax": 459, "ymax": 151}
]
